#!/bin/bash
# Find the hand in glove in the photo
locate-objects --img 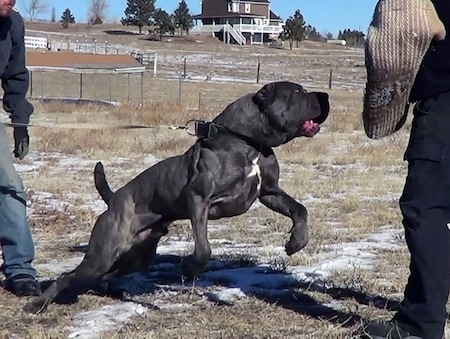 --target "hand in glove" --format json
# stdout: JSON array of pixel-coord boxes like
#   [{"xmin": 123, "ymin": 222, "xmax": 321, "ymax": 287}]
[
  {"xmin": 13, "ymin": 127, "xmax": 29, "ymax": 160},
  {"xmin": 363, "ymin": 0, "xmax": 446, "ymax": 139}
]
